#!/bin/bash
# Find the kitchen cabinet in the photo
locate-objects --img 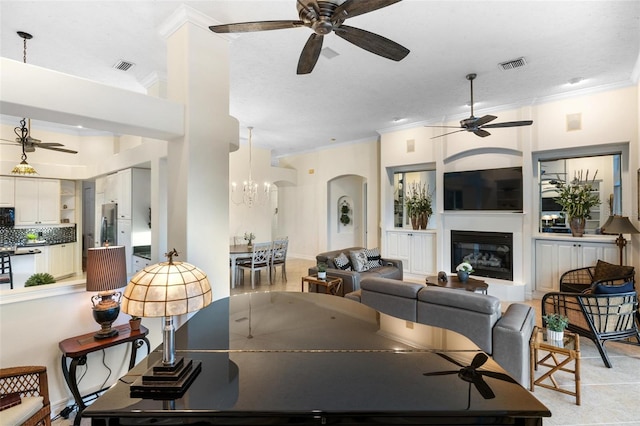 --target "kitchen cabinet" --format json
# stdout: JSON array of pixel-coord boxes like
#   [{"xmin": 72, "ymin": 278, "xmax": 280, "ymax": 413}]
[
  {"xmin": 15, "ymin": 178, "xmax": 60, "ymax": 225},
  {"xmin": 118, "ymin": 219, "xmax": 132, "ymax": 273},
  {"xmin": 534, "ymin": 238, "xmax": 619, "ymax": 295},
  {"xmin": 105, "ymin": 173, "xmax": 119, "ymax": 204},
  {"xmin": 386, "ymin": 230, "xmax": 436, "ymax": 277},
  {"xmin": 117, "ymin": 169, "xmax": 132, "ymax": 220},
  {"xmin": 0, "ymin": 176, "xmax": 15, "ymax": 206},
  {"xmin": 60, "ymin": 180, "xmax": 76, "ymax": 224},
  {"xmin": 49, "ymin": 243, "xmax": 75, "ymax": 279},
  {"xmin": 133, "ymin": 255, "xmax": 150, "ymax": 273}
]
